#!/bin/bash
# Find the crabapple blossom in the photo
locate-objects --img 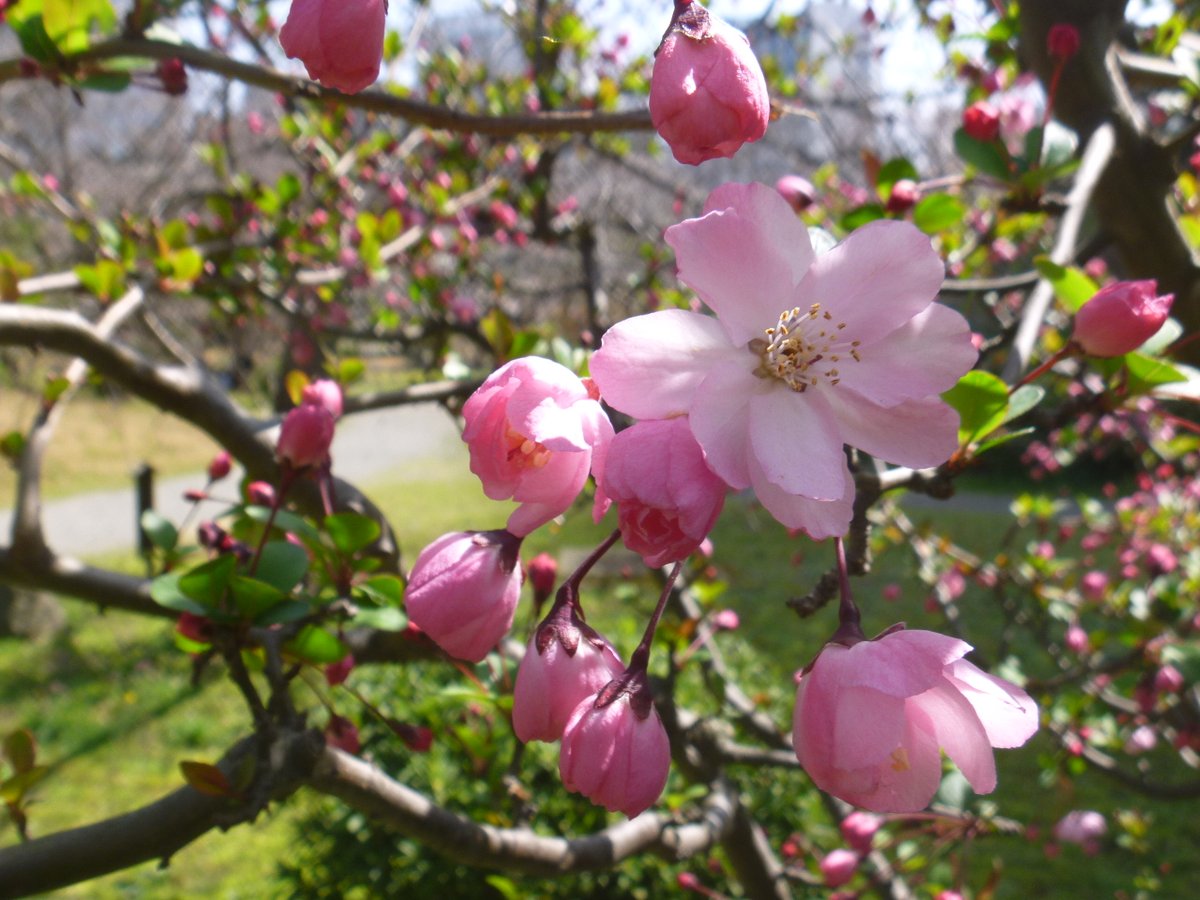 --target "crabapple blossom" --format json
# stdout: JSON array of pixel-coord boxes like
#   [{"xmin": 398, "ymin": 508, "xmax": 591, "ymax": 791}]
[
  {"xmin": 276, "ymin": 403, "xmax": 335, "ymax": 469},
  {"xmin": 462, "ymin": 357, "xmax": 613, "ymax": 537},
  {"xmin": 775, "ymin": 174, "xmax": 817, "ymax": 212},
  {"xmin": 840, "ymin": 811, "xmax": 883, "ymax": 853},
  {"xmin": 591, "ymin": 182, "xmax": 975, "ymax": 538},
  {"xmin": 1053, "ymin": 810, "xmax": 1106, "ymax": 854},
  {"xmin": 404, "ymin": 530, "xmax": 523, "ymax": 663},
  {"xmin": 1072, "ymin": 280, "xmax": 1173, "ymax": 357},
  {"xmin": 302, "ymin": 378, "xmax": 344, "ymax": 420},
  {"xmin": 279, "ymin": 0, "xmax": 387, "ymax": 95},
  {"xmin": 207, "ymin": 451, "xmax": 232, "ymax": 482},
  {"xmin": 792, "ymin": 628, "xmax": 1038, "ymax": 812},
  {"xmin": 594, "ymin": 417, "xmax": 728, "ymax": 566},
  {"xmin": 649, "ymin": 1, "xmax": 769, "ymax": 165},
  {"xmin": 512, "ymin": 607, "xmax": 625, "ymax": 743},
  {"xmin": 962, "ymin": 100, "xmax": 1001, "ymax": 142},
  {"xmin": 820, "ymin": 848, "xmax": 859, "ymax": 887},
  {"xmin": 559, "ymin": 669, "xmax": 671, "ymax": 817}
]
